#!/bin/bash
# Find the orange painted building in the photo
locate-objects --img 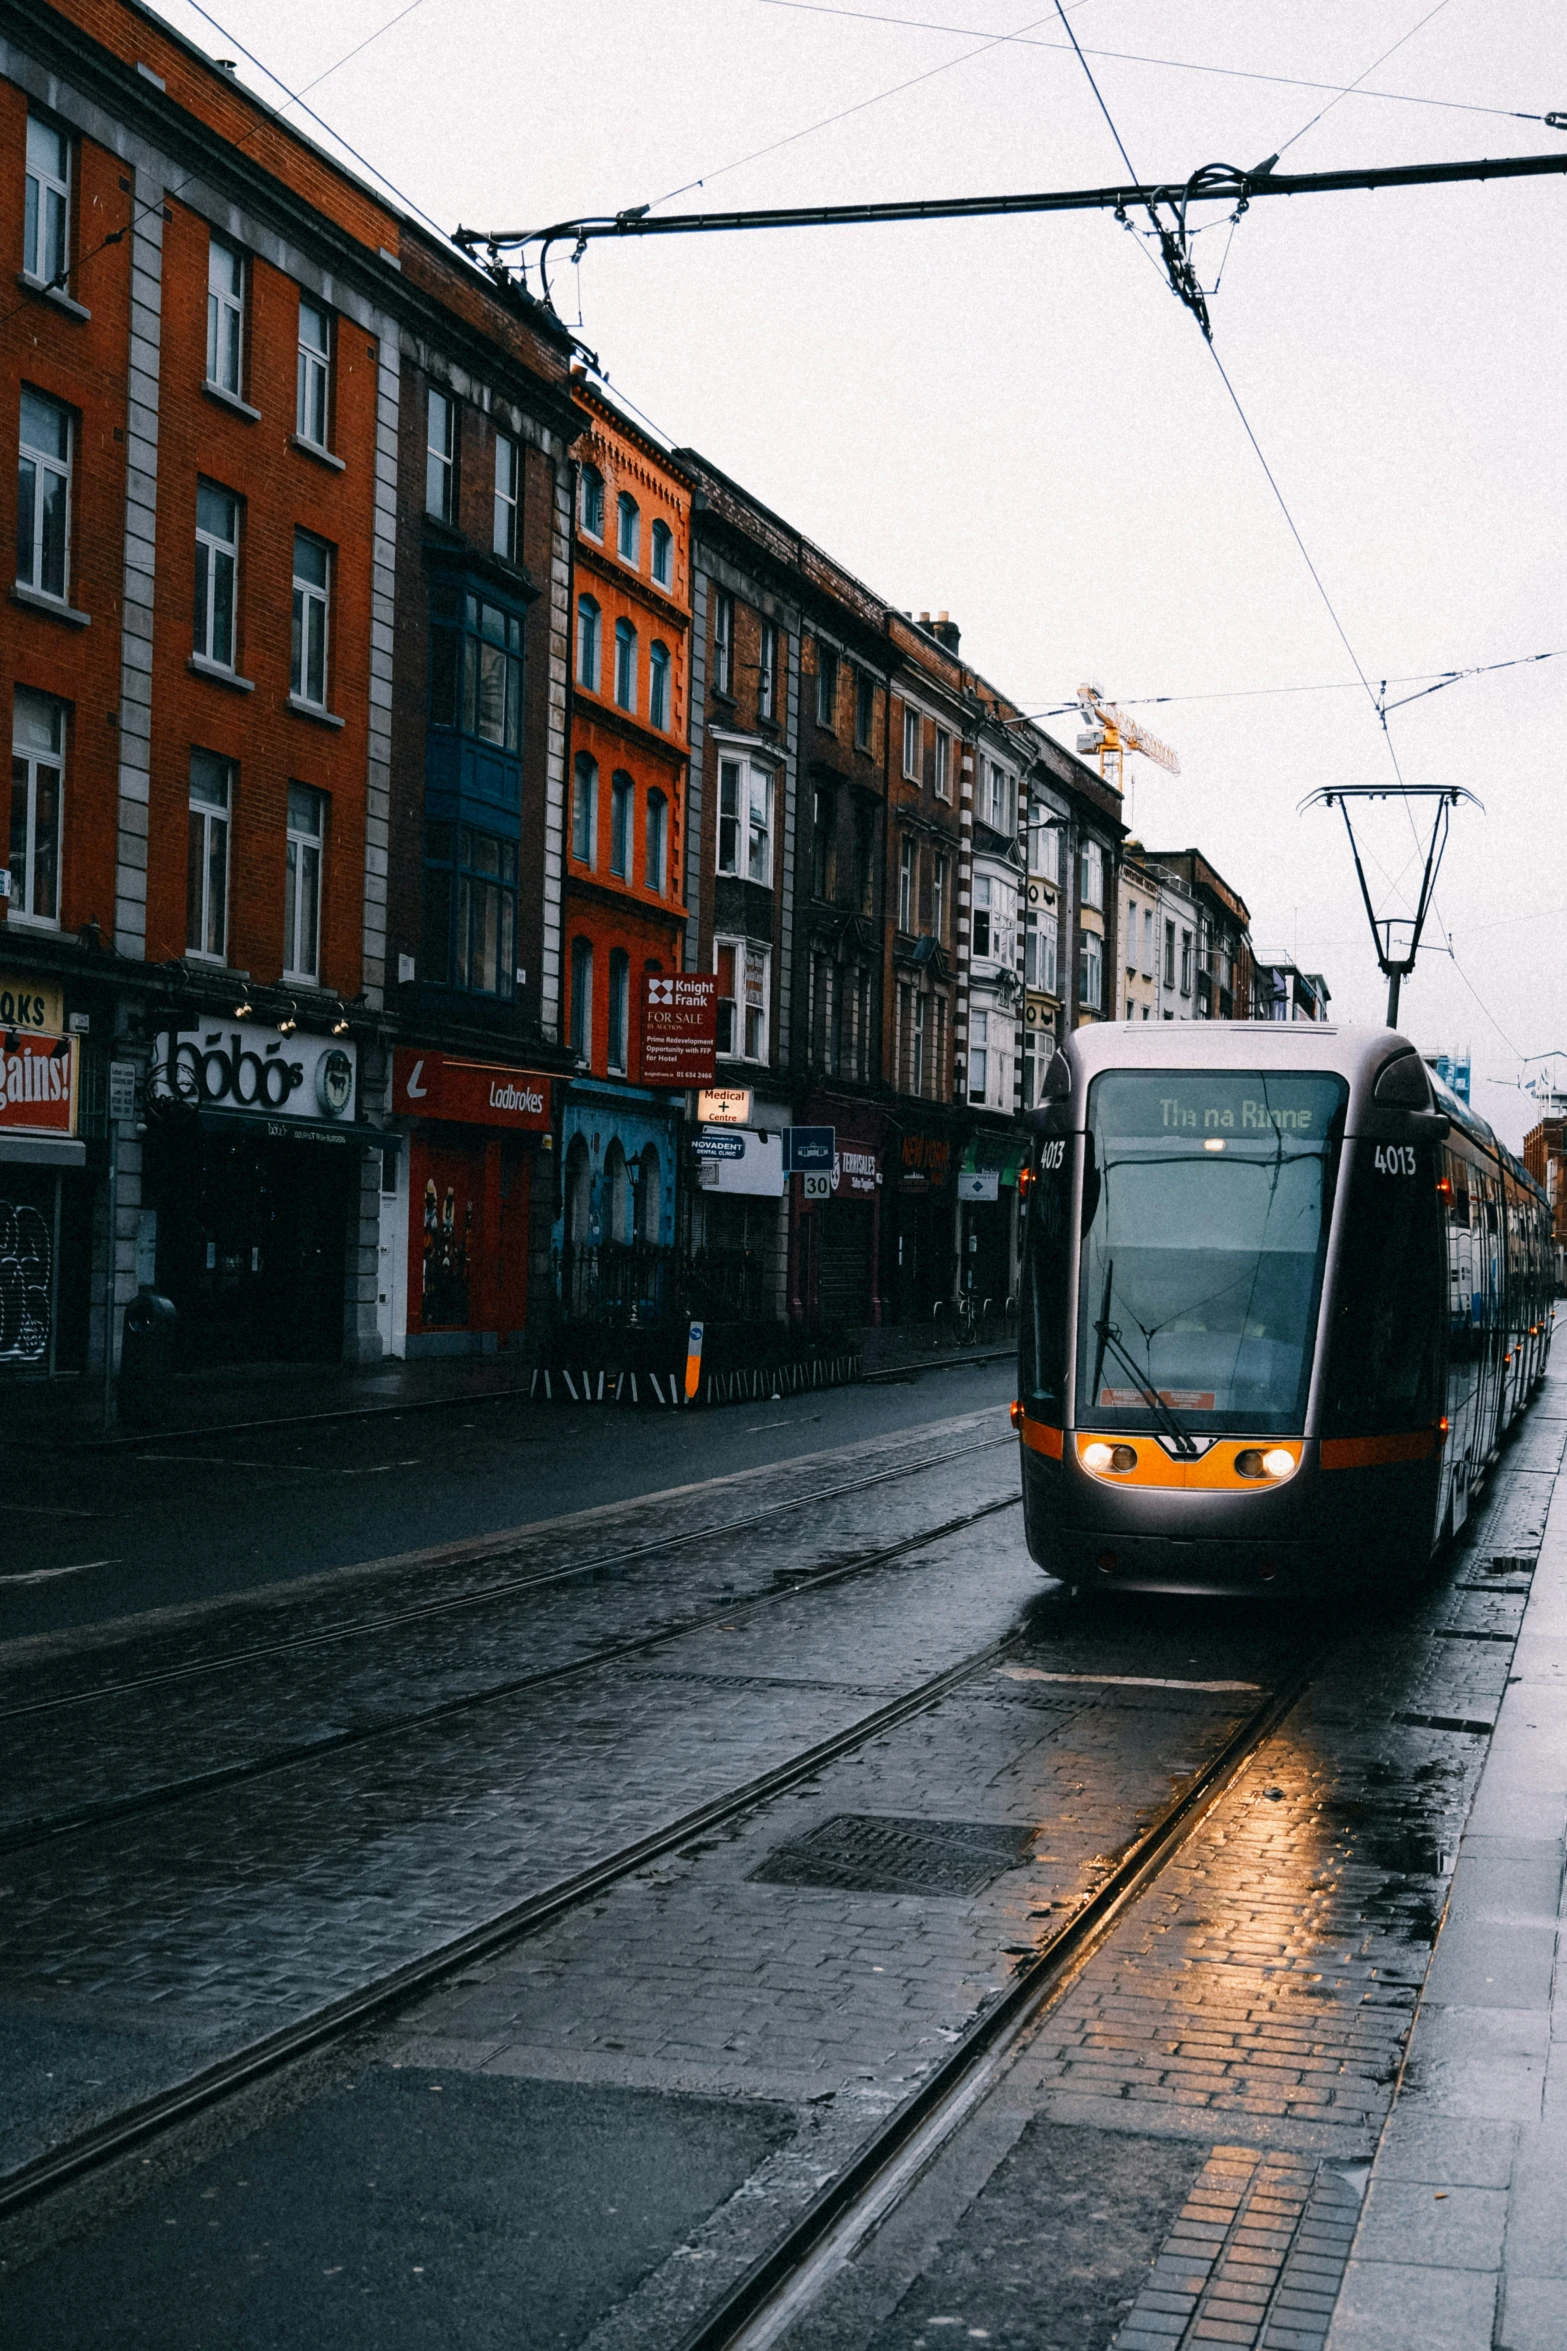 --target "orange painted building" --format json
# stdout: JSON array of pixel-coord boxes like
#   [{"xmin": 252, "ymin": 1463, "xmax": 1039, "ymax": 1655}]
[{"xmin": 557, "ymin": 381, "xmax": 692, "ymax": 1308}]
